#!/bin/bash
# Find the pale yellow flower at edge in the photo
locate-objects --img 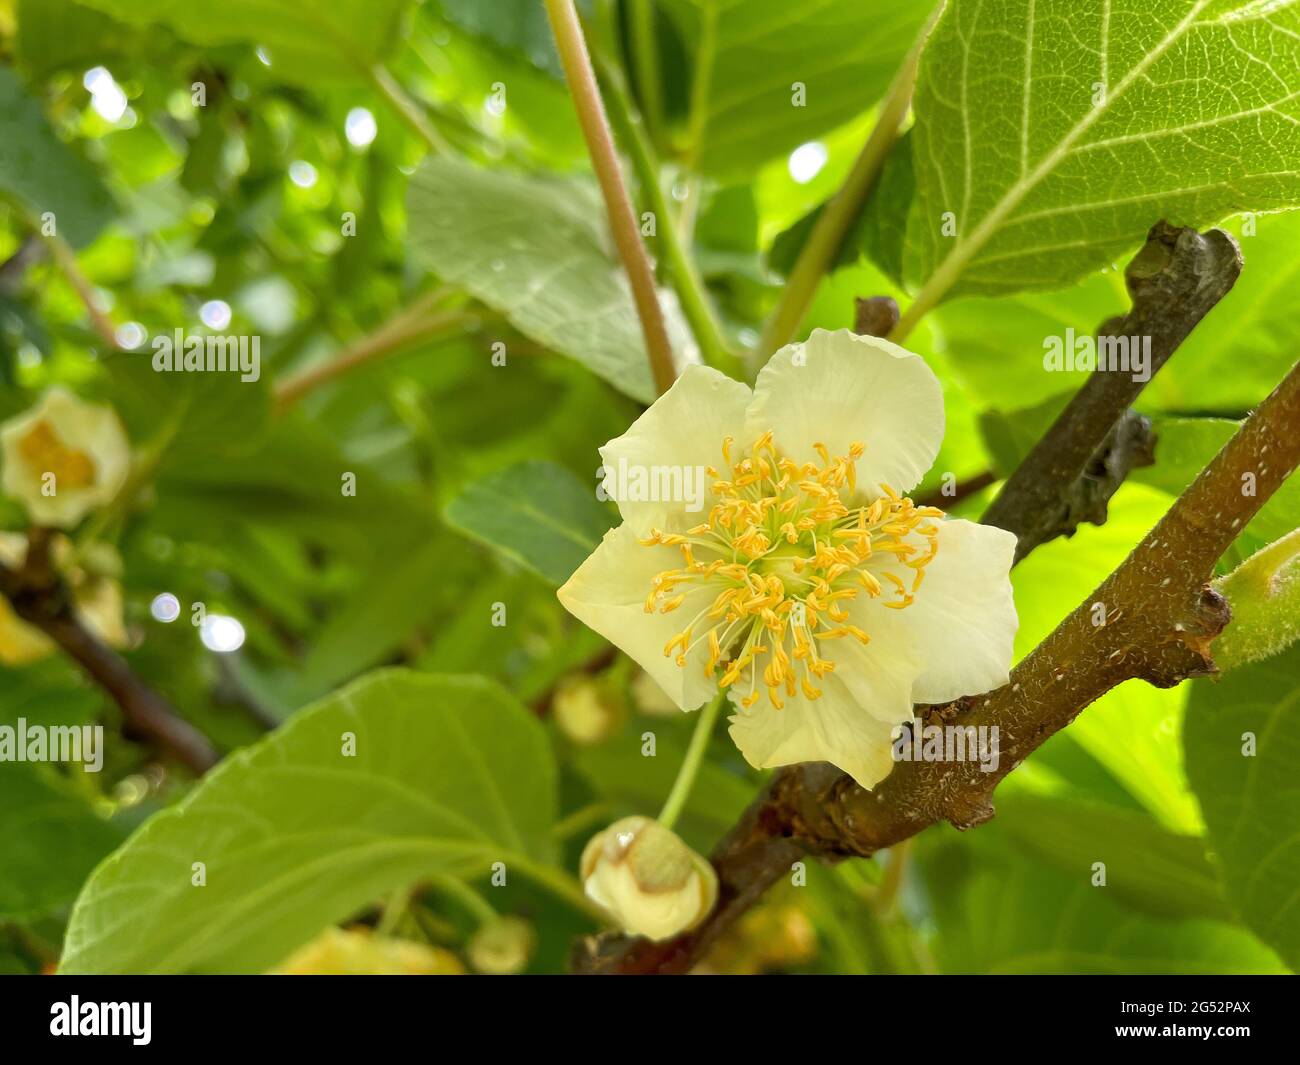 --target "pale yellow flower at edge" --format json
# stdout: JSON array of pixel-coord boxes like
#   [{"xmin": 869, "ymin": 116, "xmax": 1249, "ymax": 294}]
[
  {"xmin": 0, "ymin": 385, "xmax": 130, "ymax": 529},
  {"xmin": 558, "ymin": 328, "xmax": 1019, "ymax": 790}
]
